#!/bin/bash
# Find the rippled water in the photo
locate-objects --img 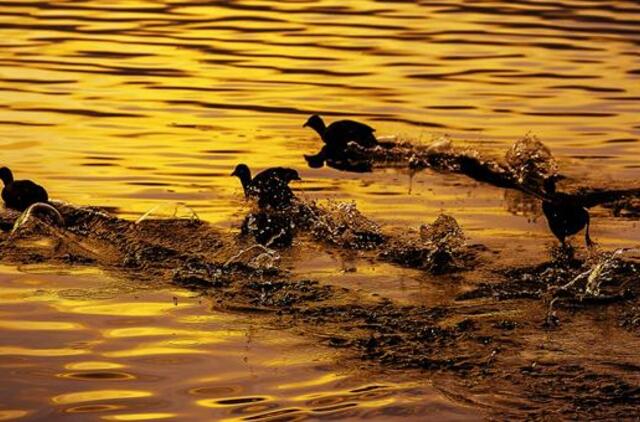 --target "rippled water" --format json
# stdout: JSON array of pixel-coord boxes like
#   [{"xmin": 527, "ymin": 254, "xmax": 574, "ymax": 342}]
[
  {"xmin": 0, "ymin": 266, "xmax": 475, "ymax": 420},
  {"xmin": 1, "ymin": 0, "xmax": 639, "ymax": 224},
  {"xmin": 1, "ymin": 0, "xmax": 640, "ymax": 419}
]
